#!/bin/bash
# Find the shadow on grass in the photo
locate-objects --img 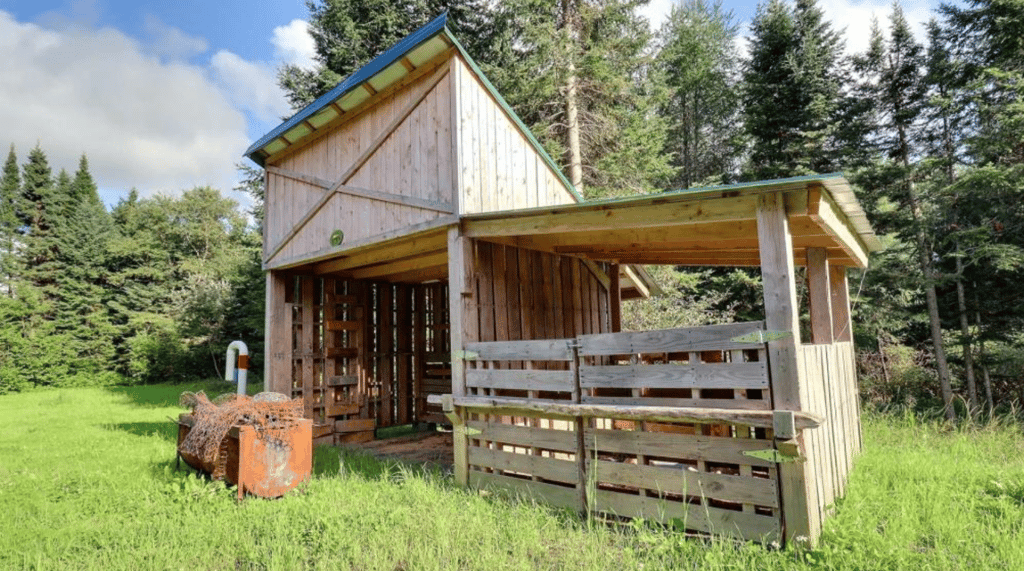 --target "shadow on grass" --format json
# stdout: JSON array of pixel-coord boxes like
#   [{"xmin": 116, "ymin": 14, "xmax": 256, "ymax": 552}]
[{"xmin": 103, "ymin": 421, "xmax": 179, "ymax": 442}]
